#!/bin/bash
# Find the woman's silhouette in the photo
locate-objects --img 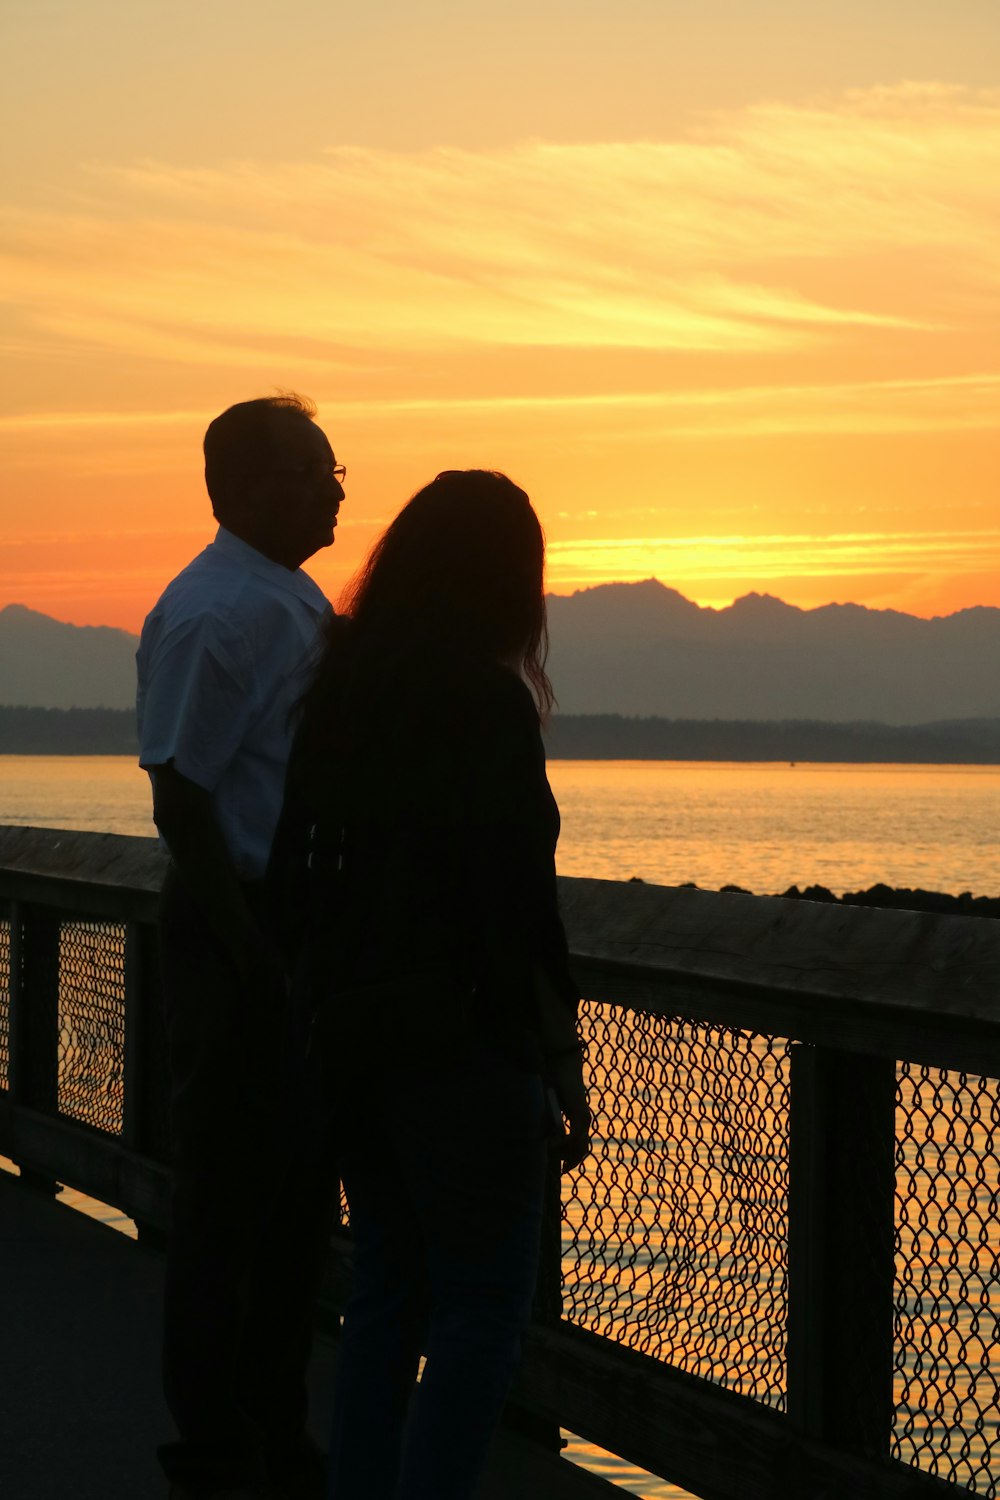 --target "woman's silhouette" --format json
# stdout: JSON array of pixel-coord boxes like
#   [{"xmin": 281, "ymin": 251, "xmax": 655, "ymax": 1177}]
[{"xmin": 271, "ymin": 469, "xmax": 589, "ymax": 1500}]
